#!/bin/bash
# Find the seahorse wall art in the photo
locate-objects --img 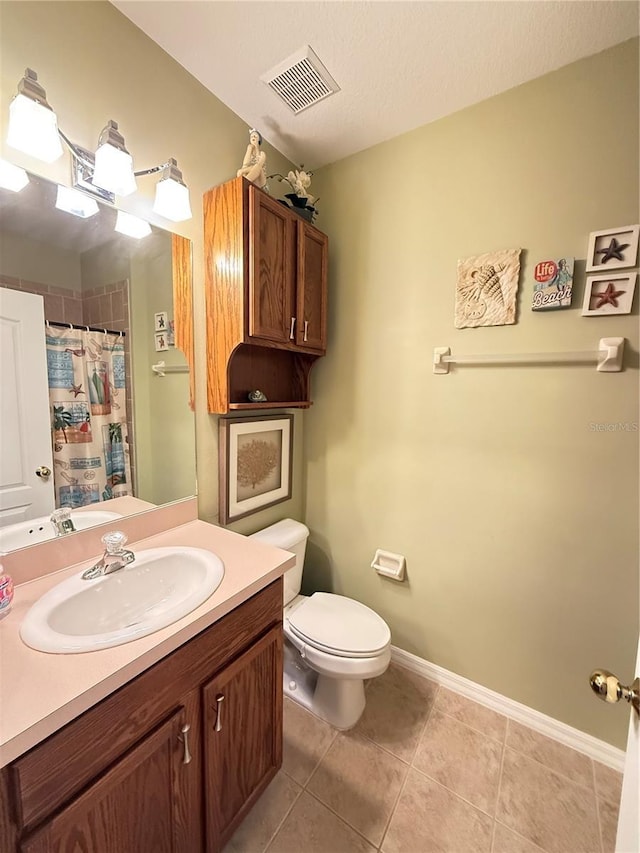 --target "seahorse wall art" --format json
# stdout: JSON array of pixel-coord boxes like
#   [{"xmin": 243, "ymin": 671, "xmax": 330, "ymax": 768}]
[{"xmin": 455, "ymin": 248, "xmax": 522, "ymax": 329}]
